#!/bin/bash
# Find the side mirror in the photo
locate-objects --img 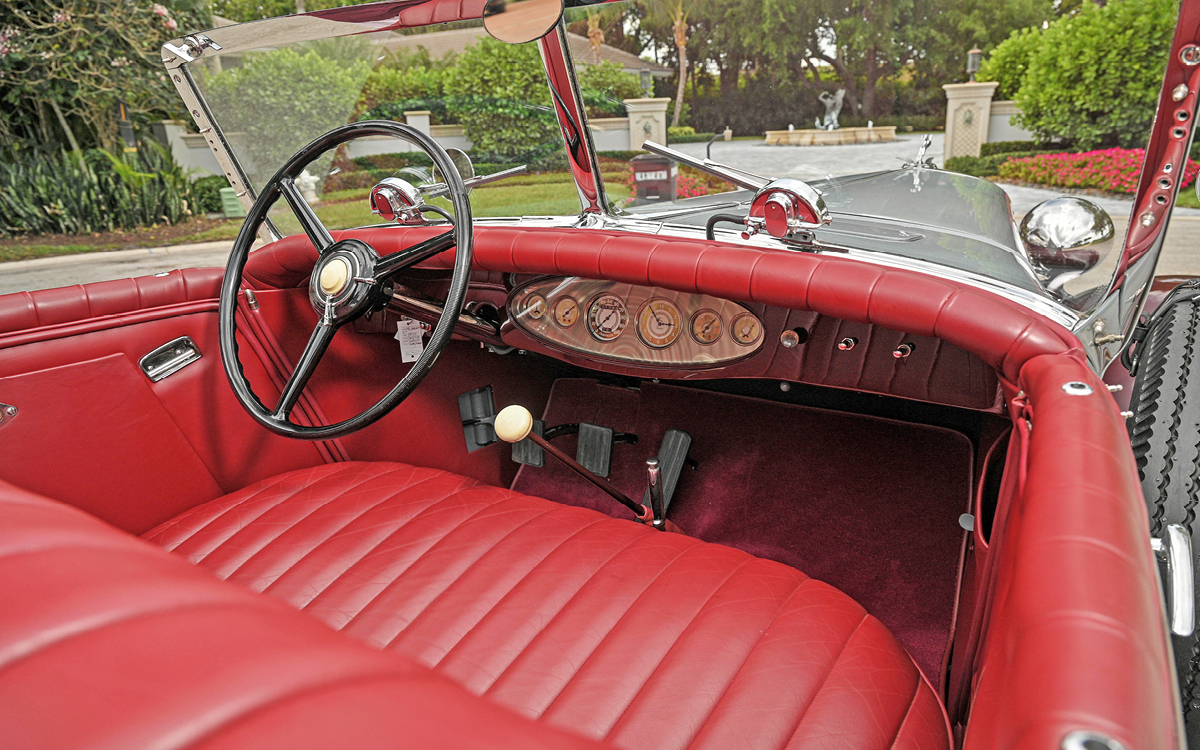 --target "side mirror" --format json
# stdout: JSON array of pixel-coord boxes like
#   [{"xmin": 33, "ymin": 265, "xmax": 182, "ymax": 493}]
[
  {"xmin": 483, "ymin": 0, "xmax": 564, "ymax": 44},
  {"xmin": 1019, "ymin": 196, "xmax": 1115, "ymax": 289}
]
